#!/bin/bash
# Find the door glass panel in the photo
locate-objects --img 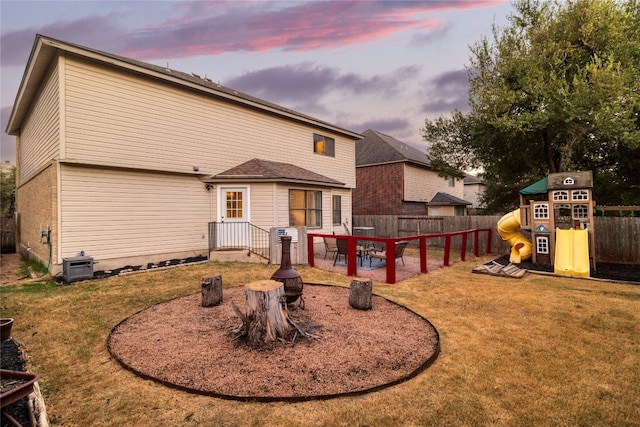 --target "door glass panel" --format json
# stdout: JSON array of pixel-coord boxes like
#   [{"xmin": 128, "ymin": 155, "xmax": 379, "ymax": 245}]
[{"xmin": 226, "ymin": 191, "xmax": 243, "ymax": 218}]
